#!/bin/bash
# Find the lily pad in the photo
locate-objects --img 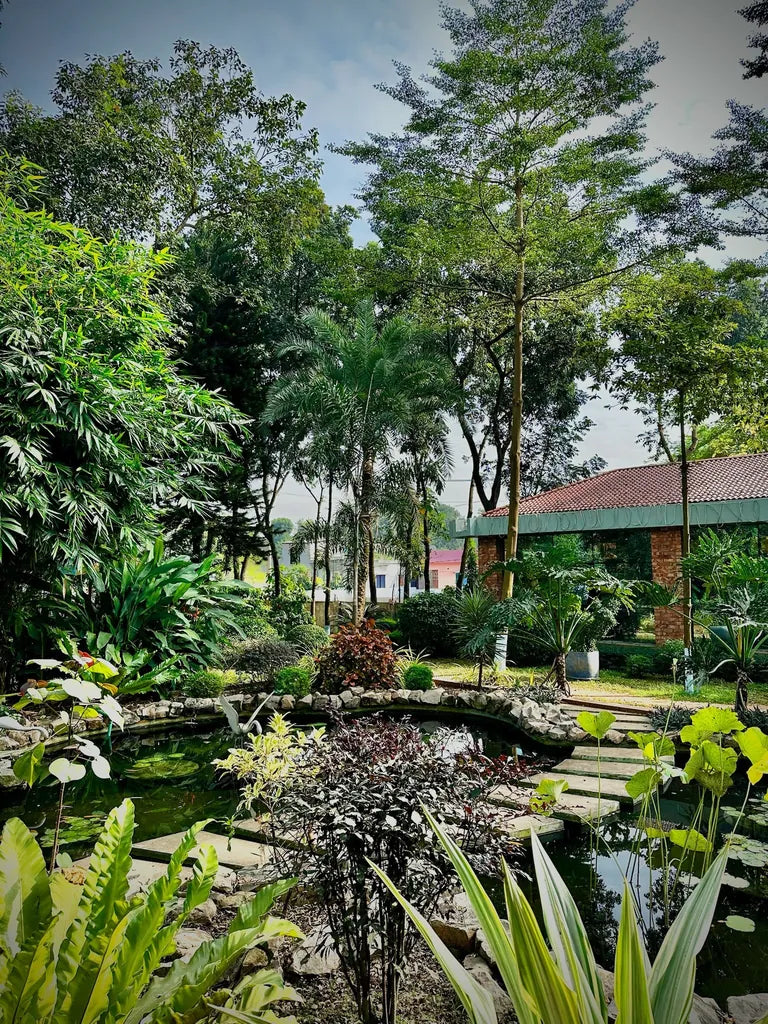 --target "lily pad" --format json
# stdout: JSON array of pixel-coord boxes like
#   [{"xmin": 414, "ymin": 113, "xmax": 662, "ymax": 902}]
[
  {"xmin": 726, "ymin": 834, "xmax": 768, "ymax": 868},
  {"xmin": 39, "ymin": 815, "xmax": 106, "ymax": 848},
  {"xmin": 124, "ymin": 753, "xmax": 201, "ymax": 780},
  {"xmin": 724, "ymin": 915, "xmax": 755, "ymax": 933}
]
